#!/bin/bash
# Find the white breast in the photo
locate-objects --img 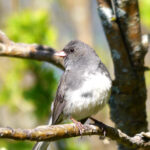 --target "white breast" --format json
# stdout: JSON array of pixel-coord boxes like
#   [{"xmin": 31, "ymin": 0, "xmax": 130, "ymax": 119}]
[{"xmin": 63, "ymin": 72, "xmax": 112, "ymax": 120}]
